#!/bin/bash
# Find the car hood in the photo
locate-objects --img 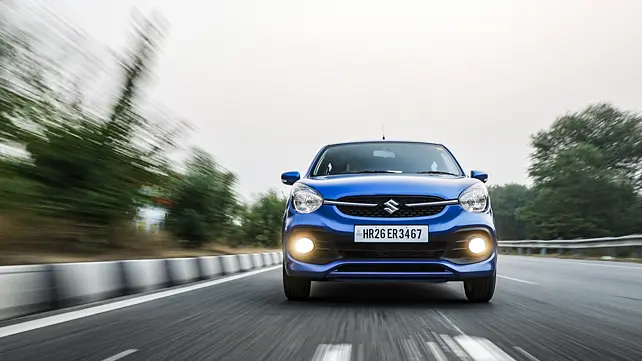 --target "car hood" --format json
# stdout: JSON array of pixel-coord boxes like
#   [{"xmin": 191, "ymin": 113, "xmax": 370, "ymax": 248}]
[{"xmin": 300, "ymin": 174, "xmax": 481, "ymax": 200}]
